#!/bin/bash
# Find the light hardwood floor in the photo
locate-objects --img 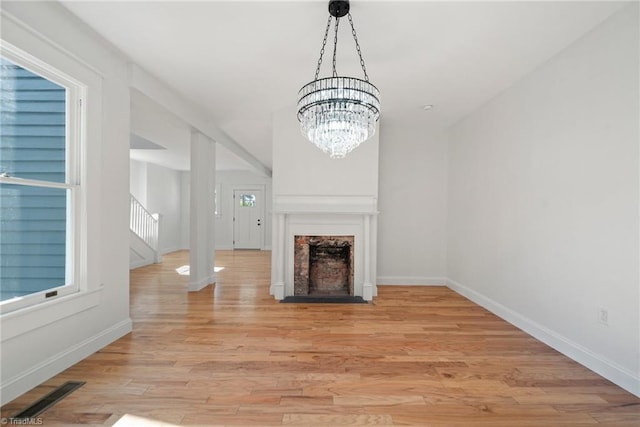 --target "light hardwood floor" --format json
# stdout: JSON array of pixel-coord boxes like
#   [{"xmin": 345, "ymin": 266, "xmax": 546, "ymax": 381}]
[{"xmin": 2, "ymin": 250, "xmax": 639, "ymax": 426}]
